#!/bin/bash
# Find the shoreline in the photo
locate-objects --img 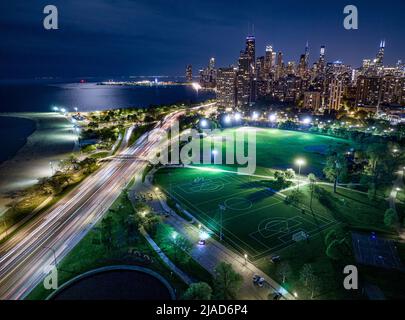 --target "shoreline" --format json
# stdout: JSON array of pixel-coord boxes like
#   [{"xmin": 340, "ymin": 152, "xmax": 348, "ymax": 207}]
[{"xmin": 0, "ymin": 112, "xmax": 78, "ymax": 213}]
